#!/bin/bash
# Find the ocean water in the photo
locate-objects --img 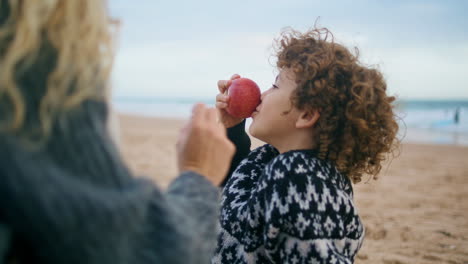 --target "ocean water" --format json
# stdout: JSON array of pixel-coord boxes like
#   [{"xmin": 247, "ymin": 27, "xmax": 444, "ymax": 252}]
[
  {"xmin": 112, "ymin": 97, "xmax": 468, "ymax": 146},
  {"xmin": 394, "ymin": 100, "xmax": 468, "ymax": 146}
]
